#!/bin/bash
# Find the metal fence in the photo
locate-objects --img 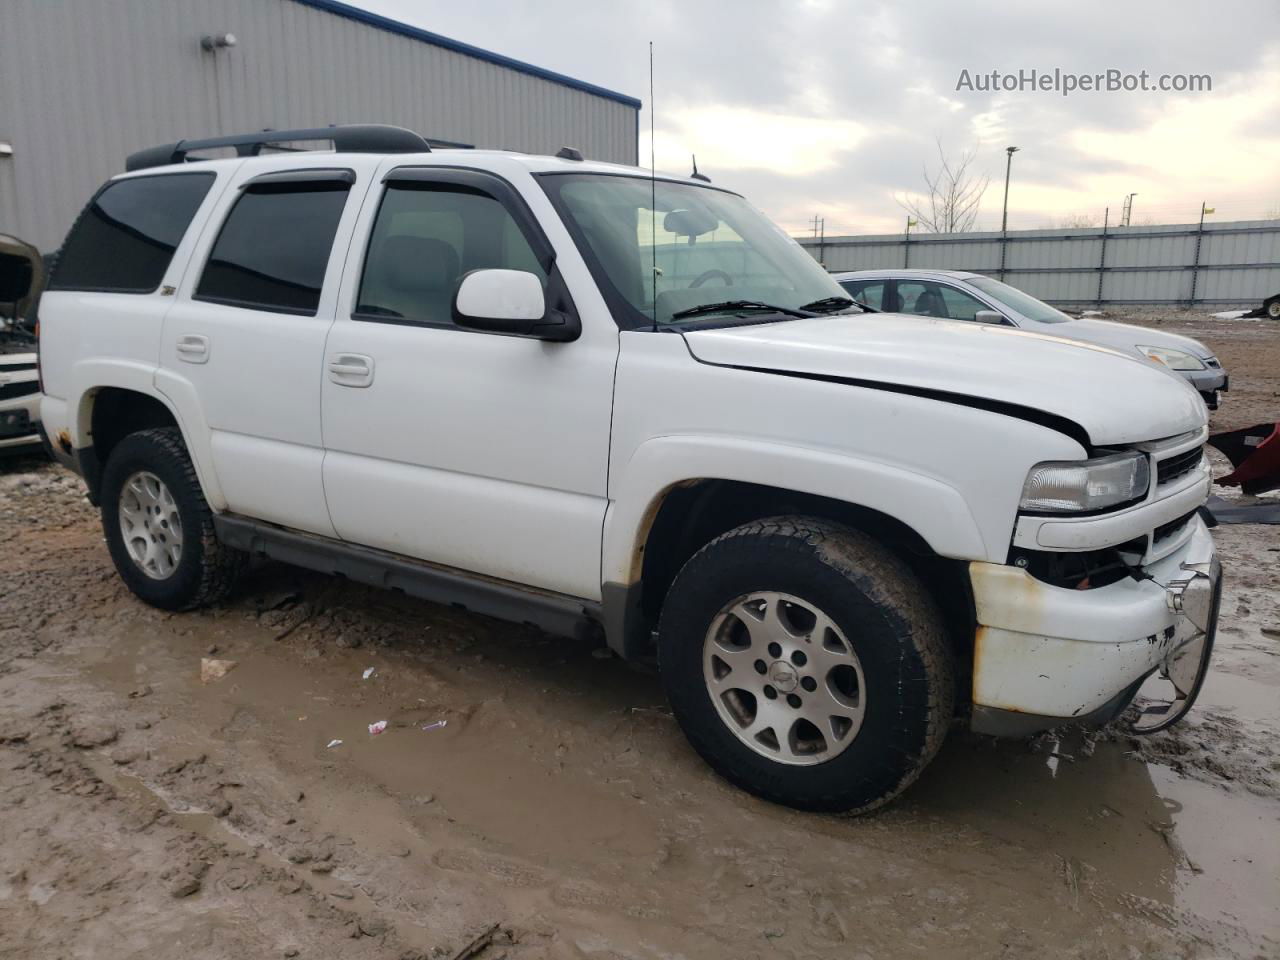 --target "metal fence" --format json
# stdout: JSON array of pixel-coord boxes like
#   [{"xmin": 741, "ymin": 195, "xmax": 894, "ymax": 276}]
[{"xmin": 796, "ymin": 220, "xmax": 1280, "ymax": 309}]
